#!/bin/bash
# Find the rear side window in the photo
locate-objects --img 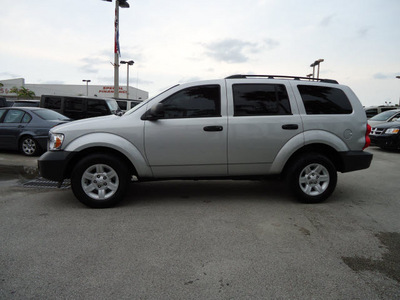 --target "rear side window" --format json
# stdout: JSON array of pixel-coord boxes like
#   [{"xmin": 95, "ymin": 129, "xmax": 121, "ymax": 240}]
[
  {"xmin": 365, "ymin": 108, "xmax": 378, "ymax": 118},
  {"xmin": 87, "ymin": 100, "xmax": 108, "ymax": 115},
  {"xmin": 298, "ymin": 85, "xmax": 352, "ymax": 114},
  {"xmin": 65, "ymin": 99, "xmax": 84, "ymax": 111},
  {"xmin": 44, "ymin": 97, "xmax": 62, "ymax": 109},
  {"xmin": 4, "ymin": 109, "xmax": 25, "ymax": 123},
  {"xmin": 233, "ymin": 84, "xmax": 291, "ymax": 116}
]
